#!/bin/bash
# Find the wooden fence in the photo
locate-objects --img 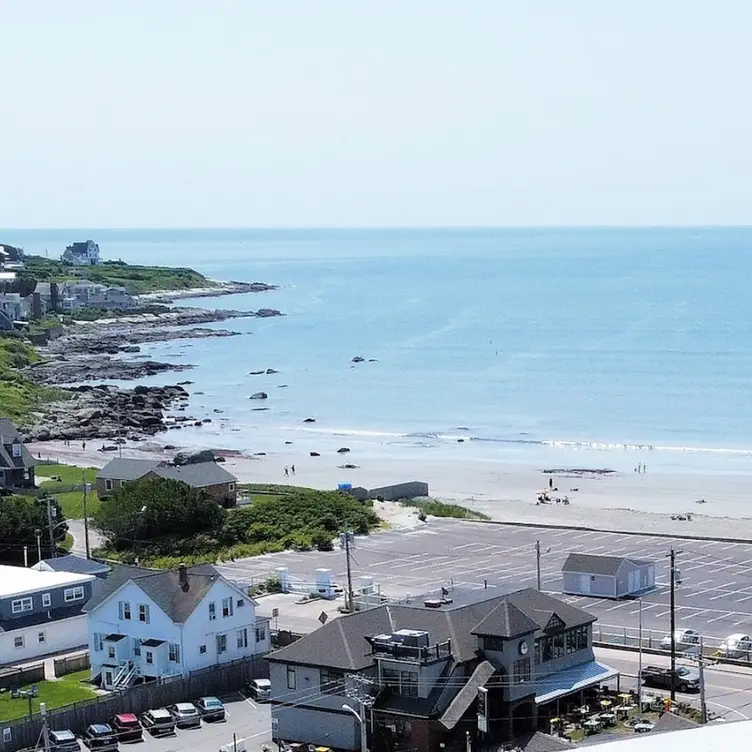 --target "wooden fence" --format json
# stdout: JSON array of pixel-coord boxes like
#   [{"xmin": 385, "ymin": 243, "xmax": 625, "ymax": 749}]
[
  {"xmin": 53, "ymin": 654, "xmax": 90, "ymax": 678},
  {"xmin": 0, "ymin": 665, "xmax": 45, "ymax": 692},
  {"xmin": 0, "ymin": 655, "xmax": 268, "ymax": 752}
]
